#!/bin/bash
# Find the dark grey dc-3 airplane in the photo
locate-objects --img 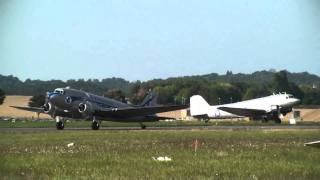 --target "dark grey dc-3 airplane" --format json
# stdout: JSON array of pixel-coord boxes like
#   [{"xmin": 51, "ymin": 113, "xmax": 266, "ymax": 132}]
[{"xmin": 11, "ymin": 87, "xmax": 187, "ymax": 130}]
